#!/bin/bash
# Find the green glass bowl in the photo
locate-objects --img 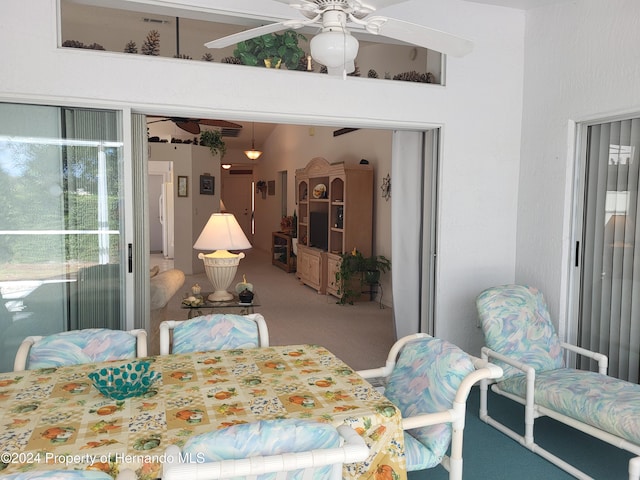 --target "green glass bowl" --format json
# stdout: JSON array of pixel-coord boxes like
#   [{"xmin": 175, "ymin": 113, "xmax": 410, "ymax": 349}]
[{"xmin": 88, "ymin": 360, "xmax": 161, "ymax": 400}]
